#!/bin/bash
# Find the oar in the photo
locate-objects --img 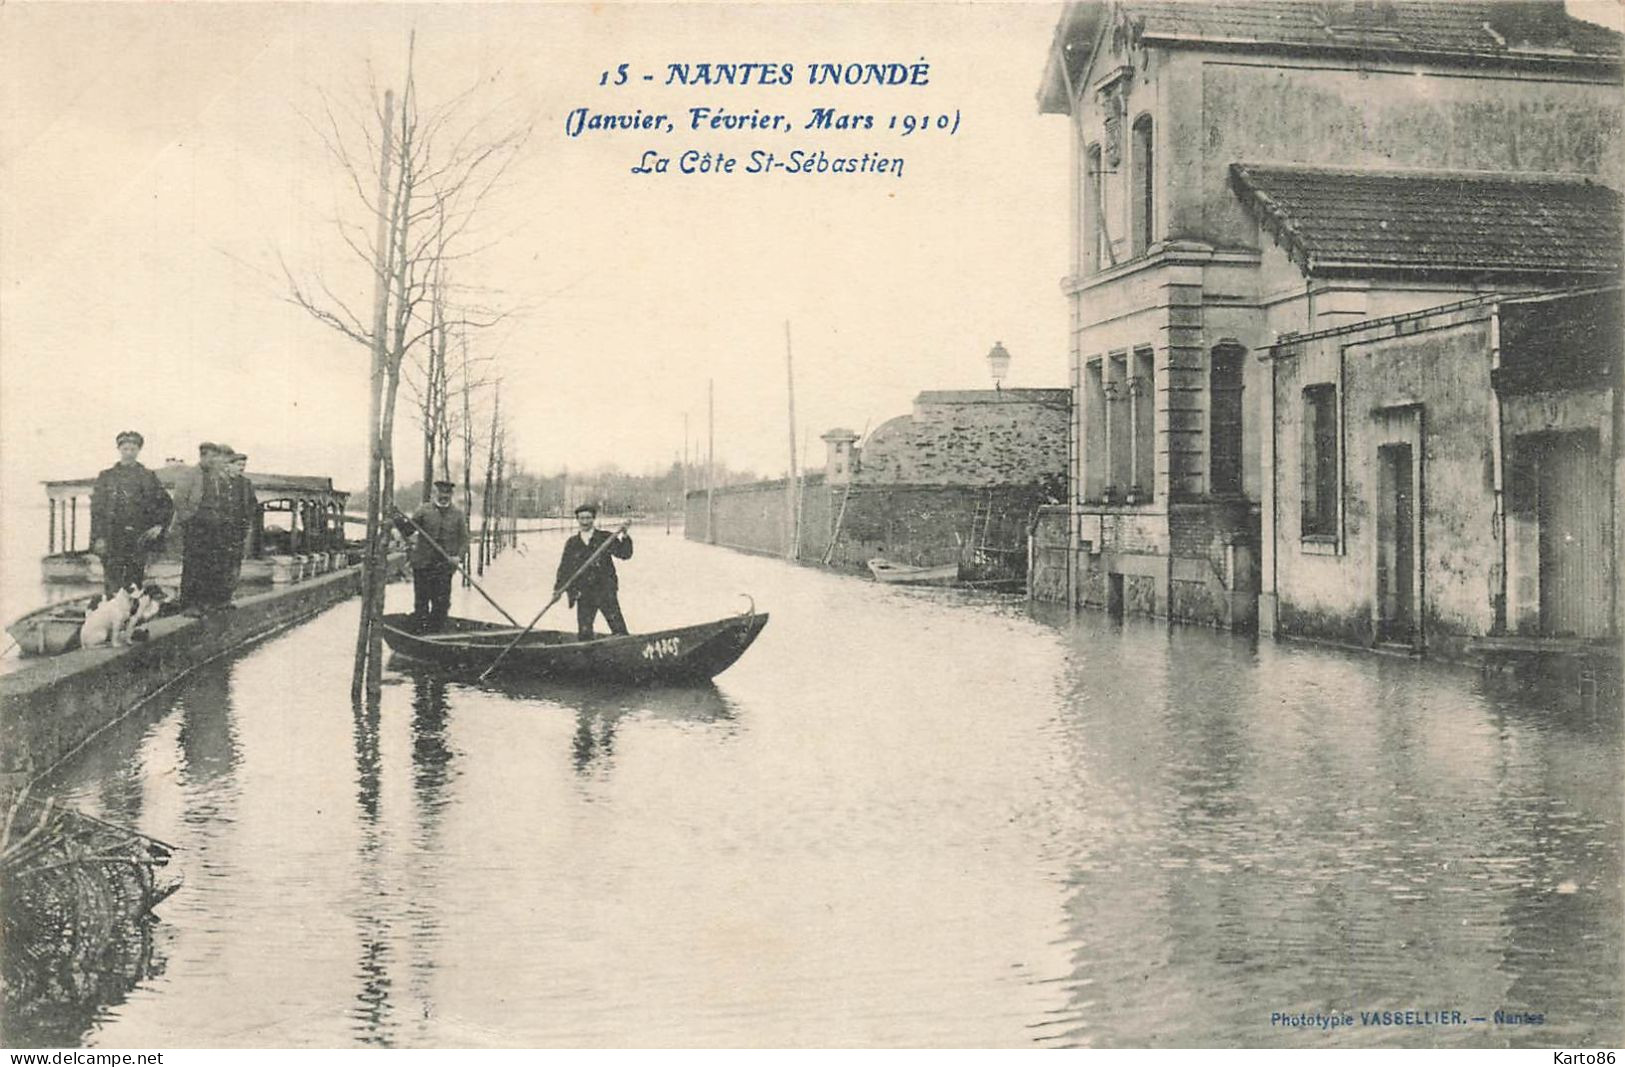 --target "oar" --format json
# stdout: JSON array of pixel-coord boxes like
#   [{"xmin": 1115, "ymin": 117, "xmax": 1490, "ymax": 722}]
[
  {"xmin": 394, "ymin": 508, "xmax": 520, "ymax": 627},
  {"xmin": 478, "ymin": 522, "xmax": 630, "ymax": 682}
]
